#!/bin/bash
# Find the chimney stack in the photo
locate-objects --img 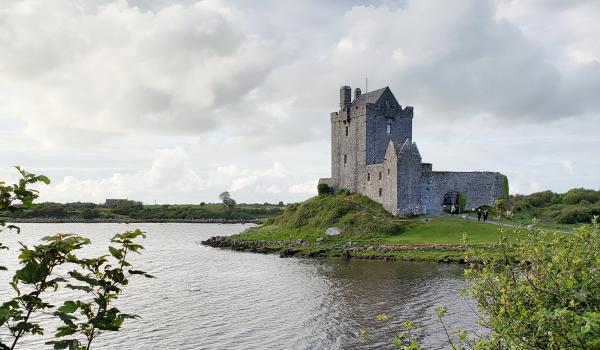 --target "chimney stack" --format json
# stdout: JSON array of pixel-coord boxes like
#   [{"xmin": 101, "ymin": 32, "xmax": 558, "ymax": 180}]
[{"xmin": 339, "ymin": 86, "xmax": 351, "ymax": 109}]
